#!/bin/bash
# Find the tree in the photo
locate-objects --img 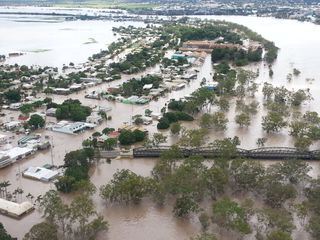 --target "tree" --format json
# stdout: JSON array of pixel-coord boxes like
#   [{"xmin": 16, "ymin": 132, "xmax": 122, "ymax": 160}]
[
  {"xmin": 262, "ymin": 112, "xmax": 287, "ymax": 133},
  {"xmin": 20, "ymin": 104, "xmax": 34, "ymax": 115},
  {"xmin": 179, "ymin": 128, "xmax": 208, "ymax": 148},
  {"xmin": 171, "ymin": 122, "xmax": 181, "ymax": 135},
  {"xmin": 216, "ymin": 97, "xmax": 230, "ymax": 112},
  {"xmin": 256, "ymin": 137, "xmax": 267, "ymax": 147},
  {"xmin": 203, "ymin": 166, "xmax": 228, "ymax": 199},
  {"xmin": 235, "ymin": 113, "xmax": 251, "ymax": 127},
  {"xmin": 0, "ymin": 223, "xmax": 14, "ymax": 240},
  {"xmin": 55, "ymin": 149, "xmax": 94, "ymax": 193},
  {"xmin": 294, "ymin": 136, "xmax": 312, "ymax": 151},
  {"xmin": 102, "ymin": 127, "xmax": 115, "ymax": 135},
  {"xmin": 145, "ymin": 133, "xmax": 167, "ymax": 147},
  {"xmin": 173, "ymin": 195, "xmax": 199, "ymax": 217},
  {"xmin": 28, "ymin": 114, "xmax": 45, "ymax": 129},
  {"xmin": 230, "ymin": 159, "xmax": 265, "ymax": 193},
  {"xmin": 133, "ymin": 129, "xmax": 146, "ymax": 142},
  {"xmin": 40, "ymin": 190, "xmax": 107, "ymax": 240},
  {"xmin": 118, "ymin": 130, "xmax": 136, "ymax": 145},
  {"xmin": 157, "ymin": 117, "xmax": 170, "ymax": 129},
  {"xmin": 212, "ymin": 197, "xmax": 251, "ymax": 234},
  {"xmin": 267, "ymin": 160, "xmax": 311, "ymax": 184},
  {"xmin": 200, "ymin": 113, "xmax": 212, "ymax": 128},
  {"xmin": 267, "ymin": 230, "xmax": 292, "ymax": 240},
  {"xmin": 103, "ymin": 138, "xmax": 117, "ymax": 150},
  {"xmin": 4, "ymin": 89, "xmax": 21, "ymax": 103},
  {"xmin": 308, "ymin": 214, "xmax": 320, "ymax": 240},
  {"xmin": 23, "ymin": 222, "xmax": 58, "ymax": 240},
  {"xmin": 259, "ymin": 208, "xmax": 295, "ymax": 234},
  {"xmin": 100, "ymin": 169, "xmax": 148, "ymax": 204},
  {"xmin": 264, "ymin": 183, "xmax": 296, "ymax": 208},
  {"xmin": 199, "ymin": 212, "xmax": 210, "ymax": 231},
  {"xmin": 211, "ymin": 112, "xmax": 228, "ymax": 131}
]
